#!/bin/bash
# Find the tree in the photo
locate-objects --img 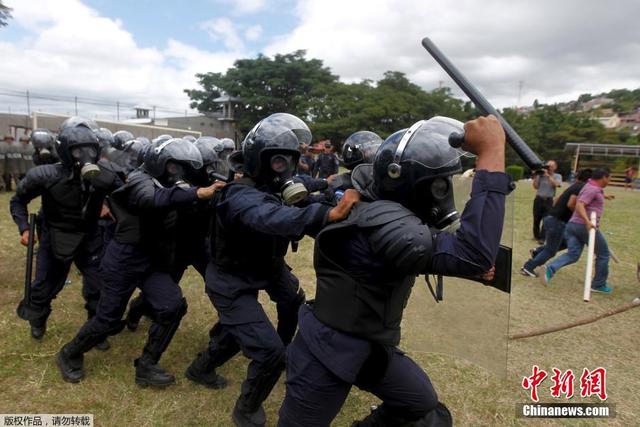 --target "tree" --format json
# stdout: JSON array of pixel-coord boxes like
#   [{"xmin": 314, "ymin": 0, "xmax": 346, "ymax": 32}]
[
  {"xmin": 185, "ymin": 50, "xmax": 338, "ymax": 133},
  {"xmin": 0, "ymin": 1, "xmax": 12, "ymax": 27}
]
